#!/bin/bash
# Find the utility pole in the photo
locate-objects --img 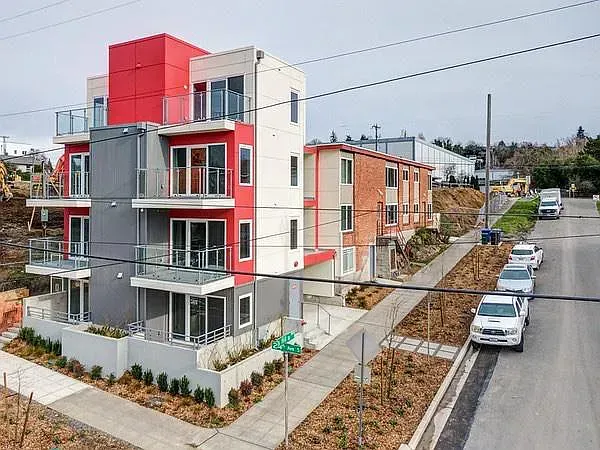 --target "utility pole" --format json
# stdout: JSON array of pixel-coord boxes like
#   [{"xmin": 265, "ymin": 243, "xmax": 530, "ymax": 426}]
[
  {"xmin": 372, "ymin": 123, "xmax": 381, "ymax": 153},
  {"xmin": 484, "ymin": 94, "xmax": 491, "ymax": 229},
  {"xmin": 0, "ymin": 136, "xmax": 10, "ymax": 156}
]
